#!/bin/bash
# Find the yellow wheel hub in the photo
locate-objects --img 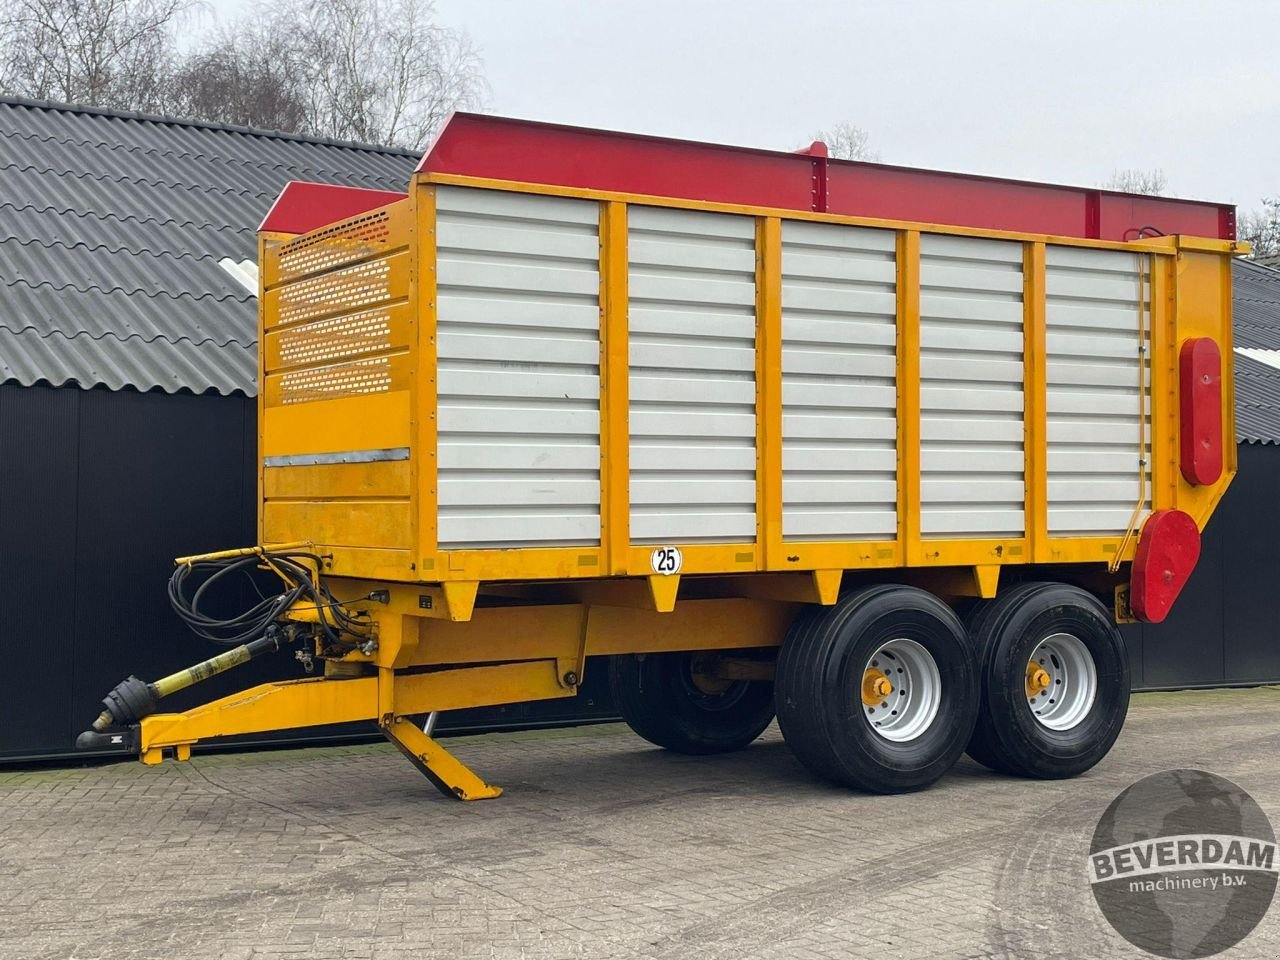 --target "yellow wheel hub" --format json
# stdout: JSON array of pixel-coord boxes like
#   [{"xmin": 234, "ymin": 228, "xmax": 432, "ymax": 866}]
[
  {"xmin": 1026, "ymin": 664, "xmax": 1052, "ymax": 697},
  {"xmin": 861, "ymin": 668, "xmax": 894, "ymax": 706},
  {"xmin": 689, "ymin": 655, "xmax": 733, "ymax": 696}
]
